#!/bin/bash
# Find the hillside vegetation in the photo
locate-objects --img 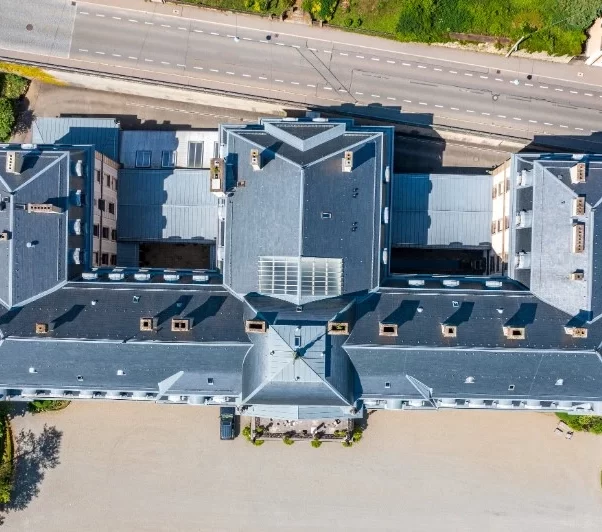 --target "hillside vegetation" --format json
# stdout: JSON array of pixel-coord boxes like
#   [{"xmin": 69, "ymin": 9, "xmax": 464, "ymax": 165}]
[{"xmin": 329, "ymin": 0, "xmax": 602, "ymax": 56}]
